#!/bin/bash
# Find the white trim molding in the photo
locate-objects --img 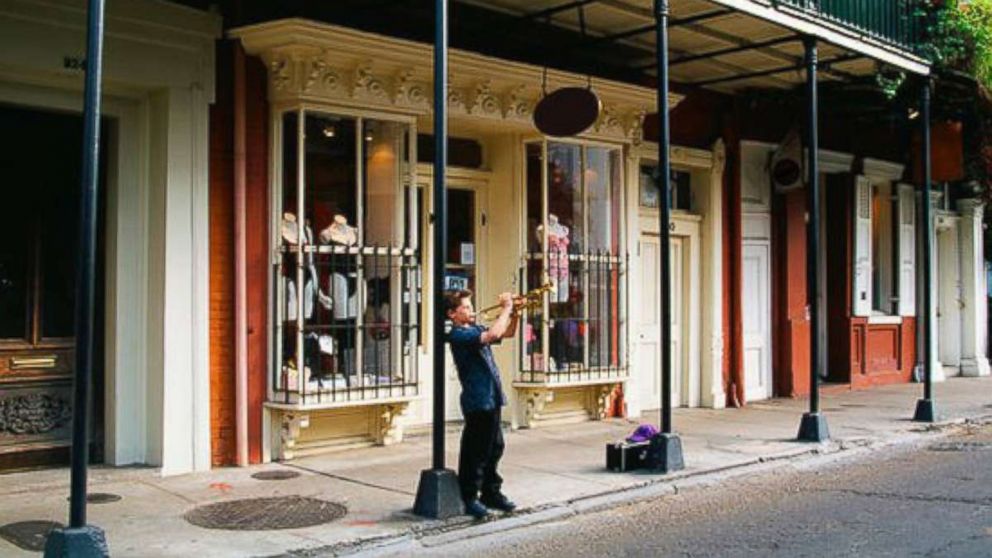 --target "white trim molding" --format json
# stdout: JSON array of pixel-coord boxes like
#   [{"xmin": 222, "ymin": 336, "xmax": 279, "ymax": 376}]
[
  {"xmin": 862, "ymin": 158, "xmax": 905, "ymax": 183},
  {"xmin": 805, "ymin": 148, "xmax": 855, "ymax": 174}
]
